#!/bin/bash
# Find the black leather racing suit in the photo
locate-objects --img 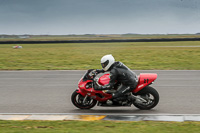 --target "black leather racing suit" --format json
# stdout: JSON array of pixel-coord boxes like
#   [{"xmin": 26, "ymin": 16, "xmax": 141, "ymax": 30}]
[{"xmin": 96, "ymin": 61, "xmax": 138, "ymax": 99}]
